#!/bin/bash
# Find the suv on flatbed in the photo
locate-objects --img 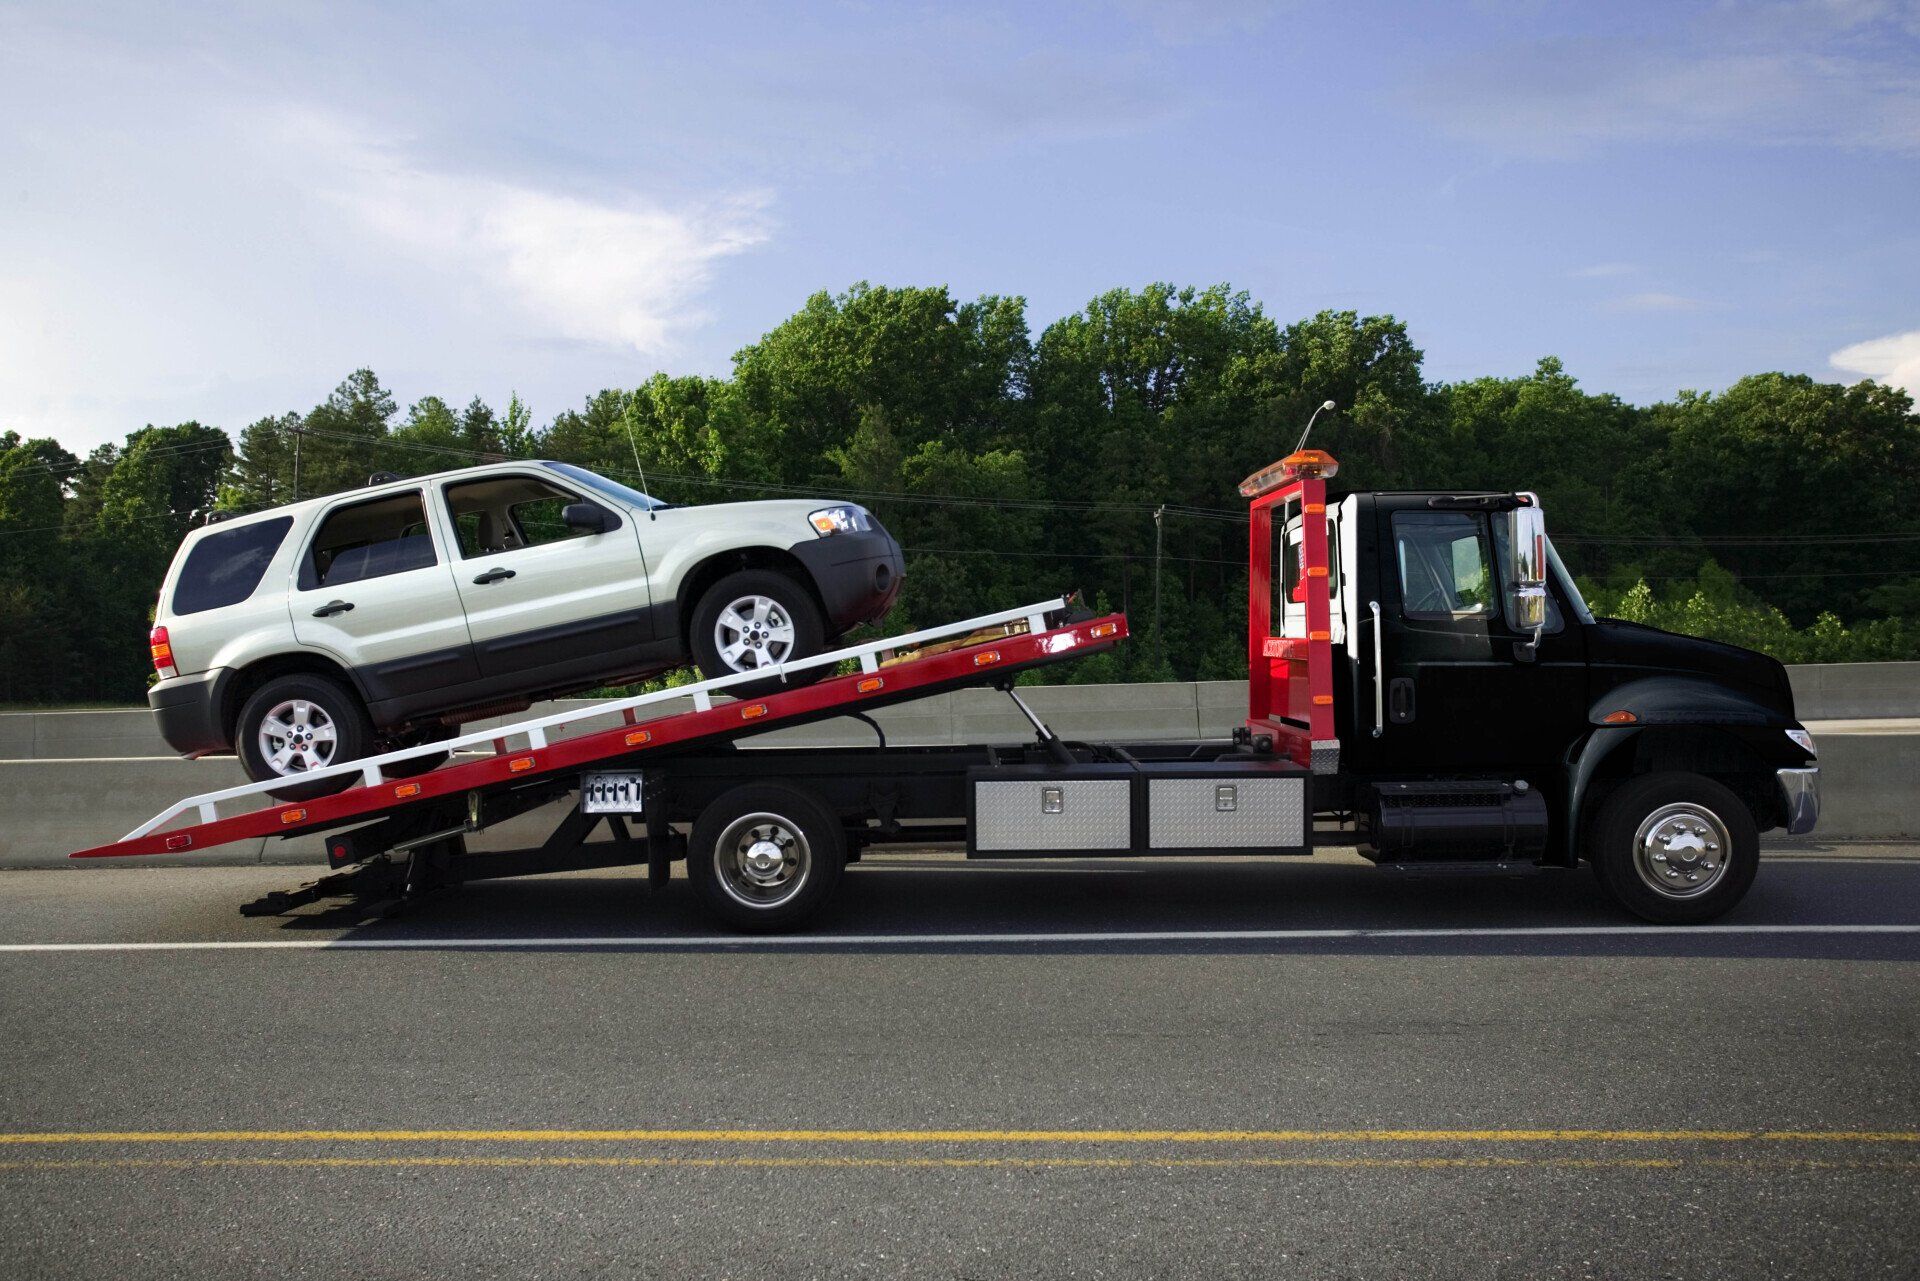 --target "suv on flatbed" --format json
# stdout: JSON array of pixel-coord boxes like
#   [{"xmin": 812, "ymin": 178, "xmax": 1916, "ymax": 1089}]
[{"xmin": 147, "ymin": 461, "xmax": 903, "ymax": 795}]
